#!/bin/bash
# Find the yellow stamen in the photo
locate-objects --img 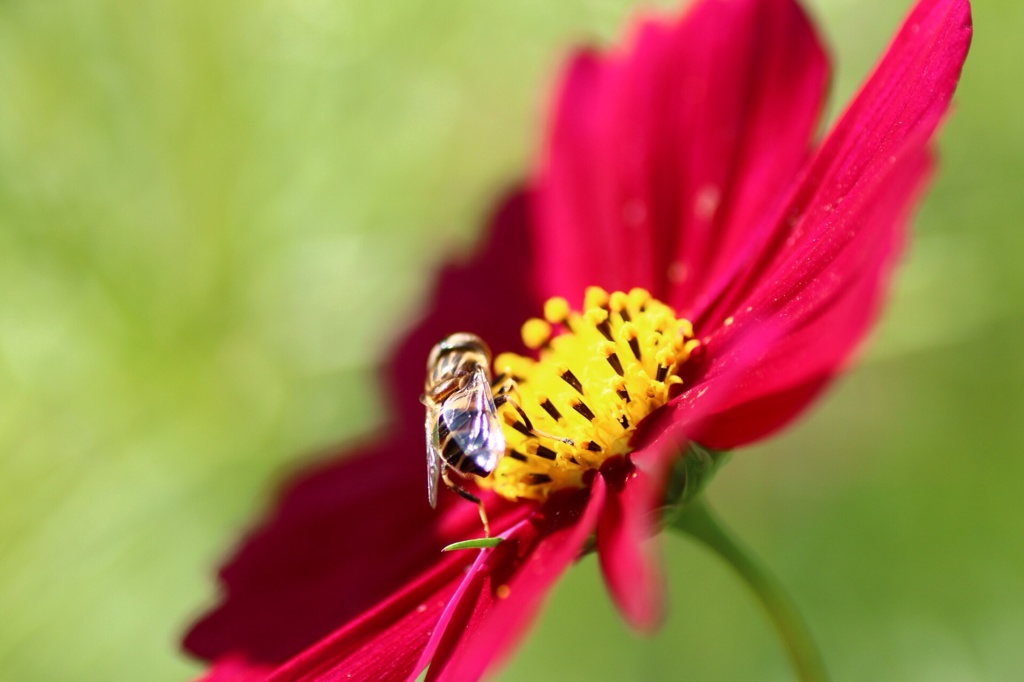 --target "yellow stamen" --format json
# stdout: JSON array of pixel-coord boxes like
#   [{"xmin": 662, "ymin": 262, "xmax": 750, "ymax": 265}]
[{"xmin": 478, "ymin": 287, "xmax": 698, "ymax": 502}]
